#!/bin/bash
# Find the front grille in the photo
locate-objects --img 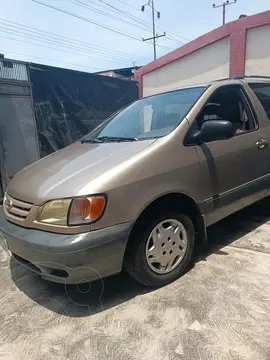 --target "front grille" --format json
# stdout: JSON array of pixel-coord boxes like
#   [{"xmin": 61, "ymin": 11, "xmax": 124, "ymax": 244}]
[{"xmin": 4, "ymin": 193, "xmax": 33, "ymax": 220}]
